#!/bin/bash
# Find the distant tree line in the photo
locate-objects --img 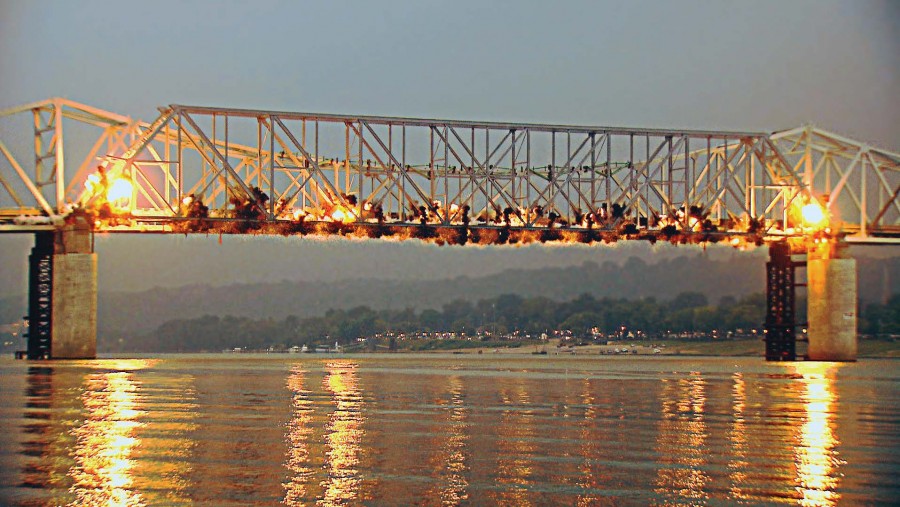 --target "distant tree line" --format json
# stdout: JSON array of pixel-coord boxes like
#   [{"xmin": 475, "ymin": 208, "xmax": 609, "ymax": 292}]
[
  {"xmin": 860, "ymin": 294, "xmax": 900, "ymax": 336},
  {"xmin": 98, "ymin": 291, "xmax": 899, "ymax": 353}
]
